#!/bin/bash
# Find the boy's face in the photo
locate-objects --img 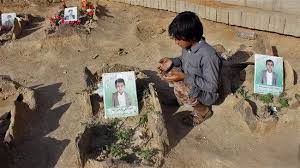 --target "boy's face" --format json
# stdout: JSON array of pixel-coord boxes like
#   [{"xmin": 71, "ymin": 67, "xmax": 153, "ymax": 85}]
[
  {"xmin": 175, "ymin": 39, "xmax": 193, "ymax": 49},
  {"xmin": 116, "ymin": 82, "xmax": 125, "ymax": 93},
  {"xmin": 266, "ymin": 61, "xmax": 274, "ymax": 72}
]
